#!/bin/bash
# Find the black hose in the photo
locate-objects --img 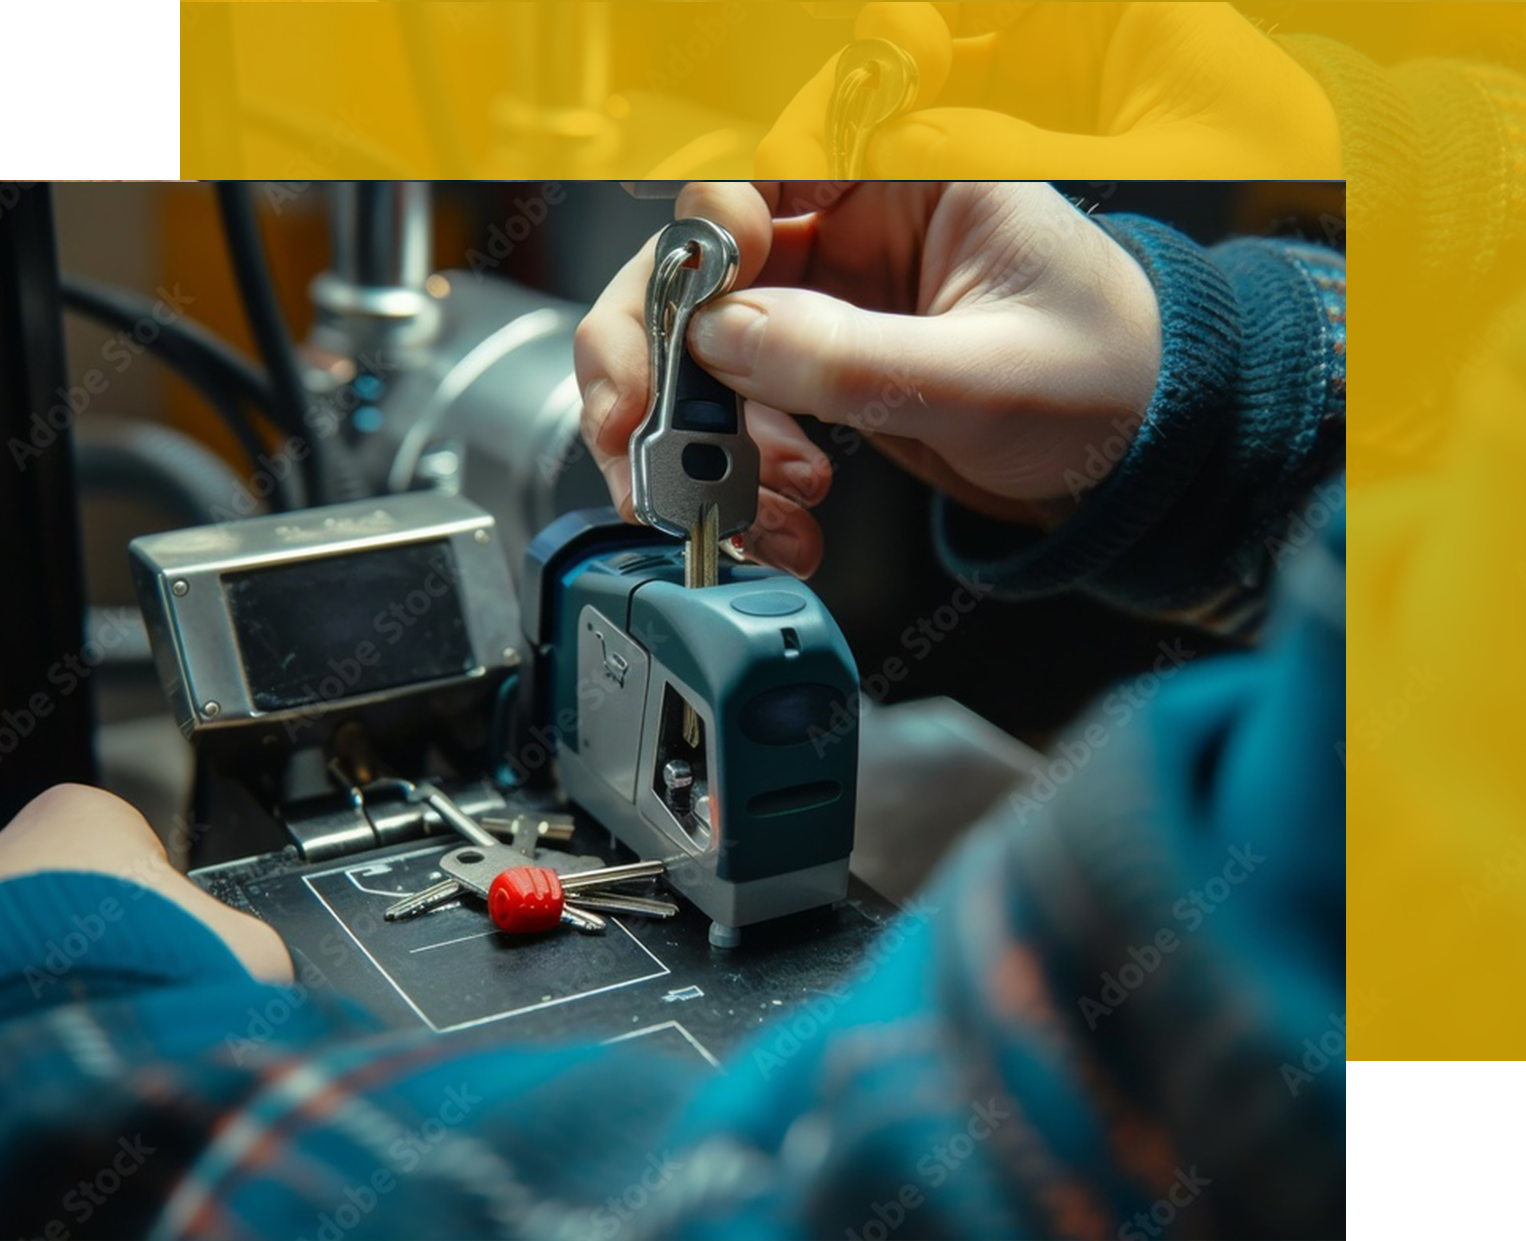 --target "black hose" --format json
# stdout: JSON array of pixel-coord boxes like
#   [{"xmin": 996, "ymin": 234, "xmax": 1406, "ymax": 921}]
[
  {"xmin": 58, "ymin": 276, "xmax": 295, "ymax": 512},
  {"xmin": 215, "ymin": 182, "xmax": 352, "ymax": 506},
  {"xmin": 76, "ymin": 416, "xmax": 274, "ymax": 524}
]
